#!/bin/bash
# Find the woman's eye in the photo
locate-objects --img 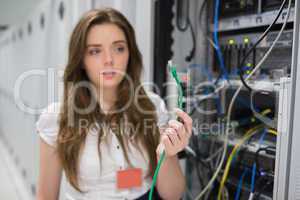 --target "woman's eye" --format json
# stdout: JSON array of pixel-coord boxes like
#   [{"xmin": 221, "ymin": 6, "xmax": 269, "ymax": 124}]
[
  {"xmin": 88, "ymin": 49, "xmax": 101, "ymax": 55},
  {"xmin": 114, "ymin": 46, "xmax": 126, "ymax": 53}
]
